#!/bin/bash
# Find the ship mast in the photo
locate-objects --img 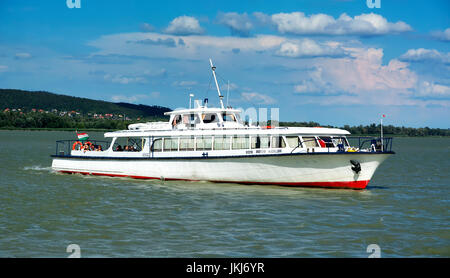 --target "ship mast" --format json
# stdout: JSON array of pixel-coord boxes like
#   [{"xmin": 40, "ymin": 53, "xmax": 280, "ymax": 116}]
[{"xmin": 209, "ymin": 58, "xmax": 225, "ymax": 109}]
